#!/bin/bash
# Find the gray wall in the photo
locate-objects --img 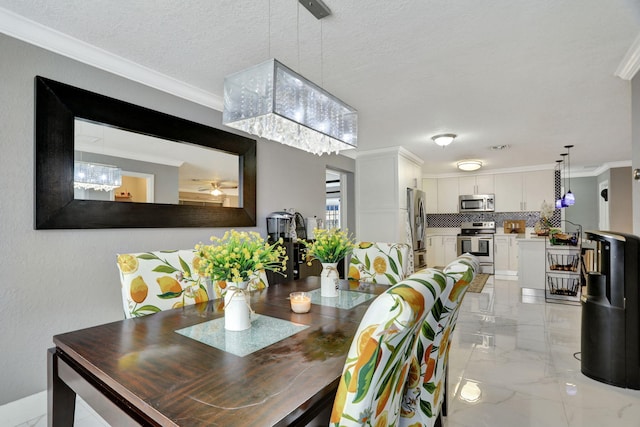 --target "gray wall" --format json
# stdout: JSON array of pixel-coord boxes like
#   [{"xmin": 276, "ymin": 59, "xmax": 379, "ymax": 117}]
[
  {"xmin": 610, "ymin": 166, "xmax": 633, "ymax": 233},
  {"xmin": 0, "ymin": 34, "xmax": 354, "ymax": 404},
  {"xmin": 564, "ymin": 176, "xmax": 598, "ymax": 232}
]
